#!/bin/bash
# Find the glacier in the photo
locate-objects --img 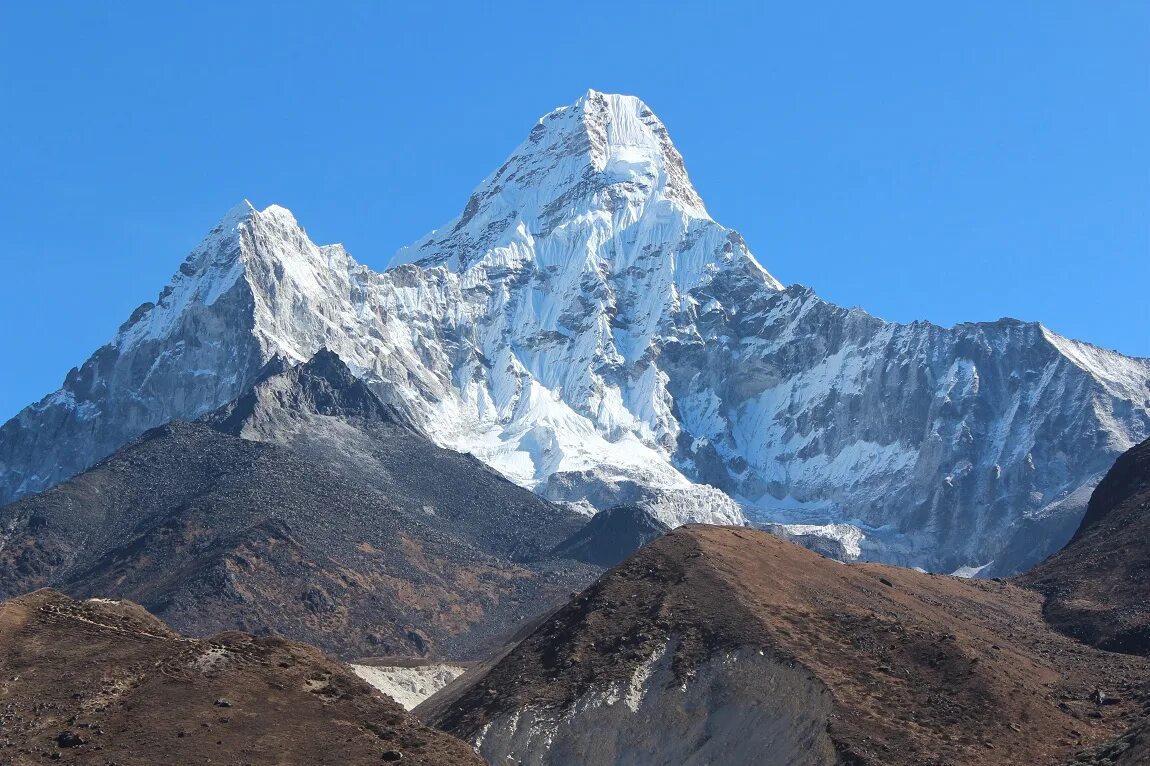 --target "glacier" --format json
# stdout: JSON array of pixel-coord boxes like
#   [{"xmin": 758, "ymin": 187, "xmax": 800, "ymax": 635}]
[{"xmin": 1, "ymin": 89, "xmax": 1148, "ymax": 574}]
